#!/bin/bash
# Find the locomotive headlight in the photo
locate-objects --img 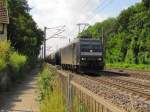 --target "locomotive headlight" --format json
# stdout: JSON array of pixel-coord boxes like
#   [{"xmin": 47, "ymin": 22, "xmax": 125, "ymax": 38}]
[
  {"xmin": 81, "ymin": 58, "xmax": 86, "ymax": 61},
  {"xmin": 98, "ymin": 58, "xmax": 102, "ymax": 61}
]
